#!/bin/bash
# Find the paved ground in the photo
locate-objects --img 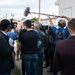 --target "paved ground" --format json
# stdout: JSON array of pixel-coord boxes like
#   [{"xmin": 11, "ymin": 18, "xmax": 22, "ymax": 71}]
[
  {"xmin": 15, "ymin": 59, "xmax": 61, "ymax": 75},
  {"xmin": 14, "ymin": 42, "xmax": 50, "ymax": 75},
  {"xmin": 14, "ymin": 42, "xmax": 61, "ymax": 75}
]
